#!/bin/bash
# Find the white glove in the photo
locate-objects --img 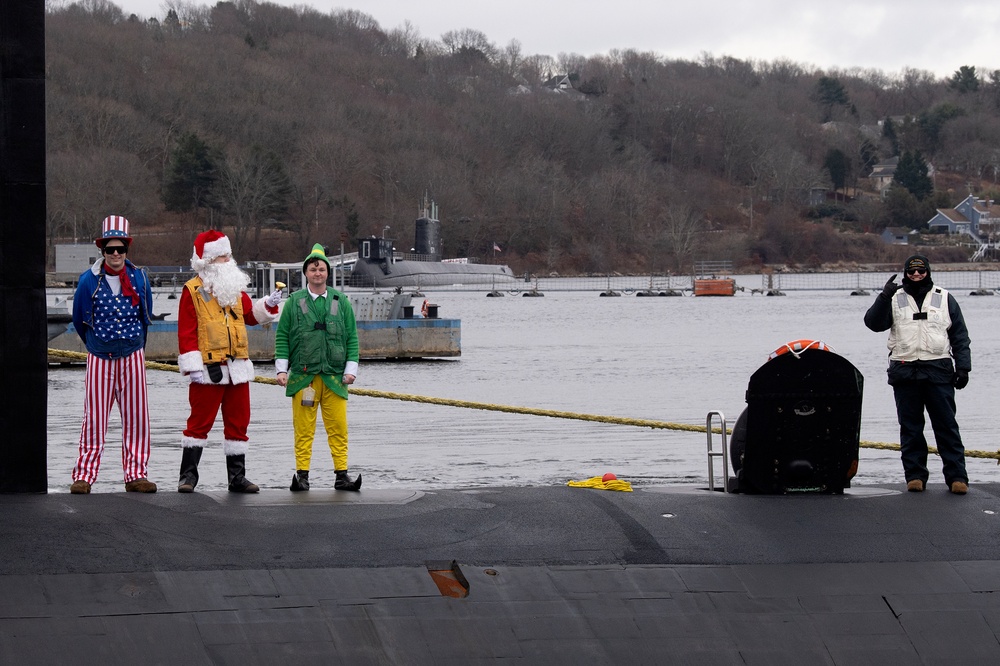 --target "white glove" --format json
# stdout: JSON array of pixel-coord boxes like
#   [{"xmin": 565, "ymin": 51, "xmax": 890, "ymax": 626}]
[
  {"xmin": 265, "ymin": 289, "xmax": 283, "ymax": 308},
  {"xmin": 188, "ymin": 371, "xmax": 203, "ymax": 383}
]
